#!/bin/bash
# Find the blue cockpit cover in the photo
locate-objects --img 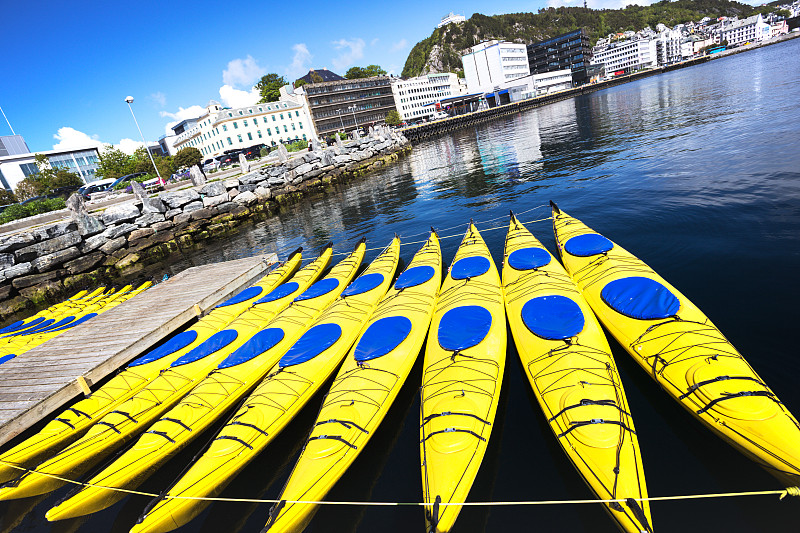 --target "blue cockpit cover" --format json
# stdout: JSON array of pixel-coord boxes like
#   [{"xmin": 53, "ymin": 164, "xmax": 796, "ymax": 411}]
[
  {"xmin": 564, "ymin": 234, "xmax": 614, "ymax": 257},
  {"xmin": 46, "ymin": 313, "xmax": 98, "ymax": 333},
  {"xmin": 255, "ymin": 282, "xmax": 299, "ymax": 304},
  {"xmin": 394, "ymin": 265, "xmax": 435, "ymax": 290},
  {"xmin": 11, "ymin": 318, "xmax": 54, "ymax": 336},
  {"xmin": 171, "ymin": 329, "xmax": 238, "ymax": 367},
  {"xmin": 216, "ymin": 286, "xmax": 264, "ymax": 308},
  {"xmin": 354, "ymin": 316, "xmax": 413, "ymax": 362},
  {"xmin": 218, "ymin": 328, "xmax": 285, "ymax": 369},
  {"xmin": 451, "ymin": 256, "xmax": 490, "ymax": 280},
  {"xmin": 279, "ymin": 323, "xmax": 342, "ymax": 367},
  {"xmin": 438, "ymin": 305, "xmax": 492, "ymax": 352},
  {"xmin": 294, "ymin": 278, "xmax": 339, "ymax": 301},
  {"xmin": 0, "ymin": 318, "xmax": 39, "ymax": 334},
  {"xmin": 0, "ymin": 354, "xmax": 15, "ymax": 366},
  {"xmin": 17, "ymin": 316, "xmax": 75, "ymax": 336},
  {"xmin": 508, "ymin": 247, "xmax": 551, "ymax": 270},
  {"xmin": 601, "ymin": 276, "xmax": 680, "ymax": 320},
  {"xmin": 342, "ymin": 273, "xmax": 384, "ymax": 297},
  {"xmin": 521, "ymin": 295, "xmax": 584, "ymax": 340},
  {"xmin": 129, "ymin": 330, "xmax": 199, "ymax": 367}
]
